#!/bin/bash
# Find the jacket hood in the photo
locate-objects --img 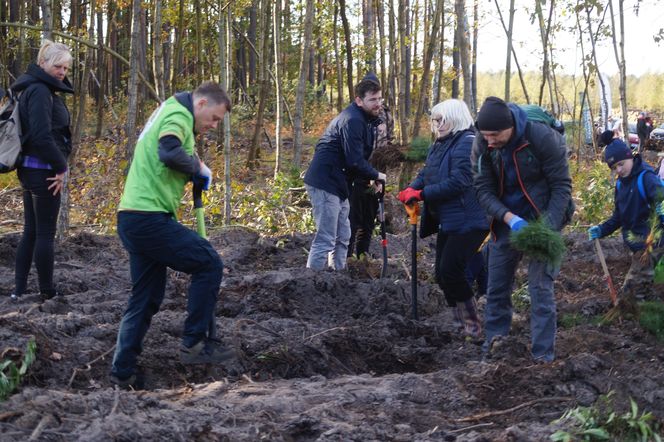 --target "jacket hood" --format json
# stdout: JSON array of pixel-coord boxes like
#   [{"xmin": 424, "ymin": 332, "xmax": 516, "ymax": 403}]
[
  {"xmin": 506, "ymin": 103, "xmax": 528, "ymax": 149},
  {"xmin": 11, "ymin": 63, "xmax": 74, "ymax": 94}
]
